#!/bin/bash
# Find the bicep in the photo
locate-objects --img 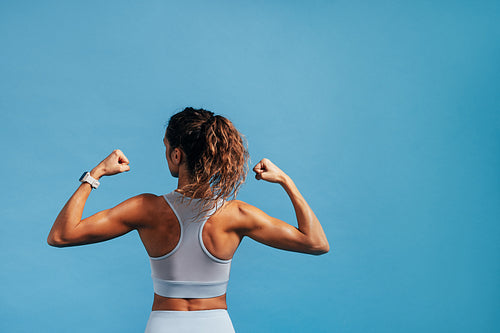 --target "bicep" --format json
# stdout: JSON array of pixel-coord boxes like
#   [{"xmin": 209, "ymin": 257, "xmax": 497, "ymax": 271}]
[
  {"xmin": 65, "ymin": 195, "xmax": 150, "ymax": 246},
  {"xmin": 237, "ymin": 202, "xmax": 311, "ymax": 253}
]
